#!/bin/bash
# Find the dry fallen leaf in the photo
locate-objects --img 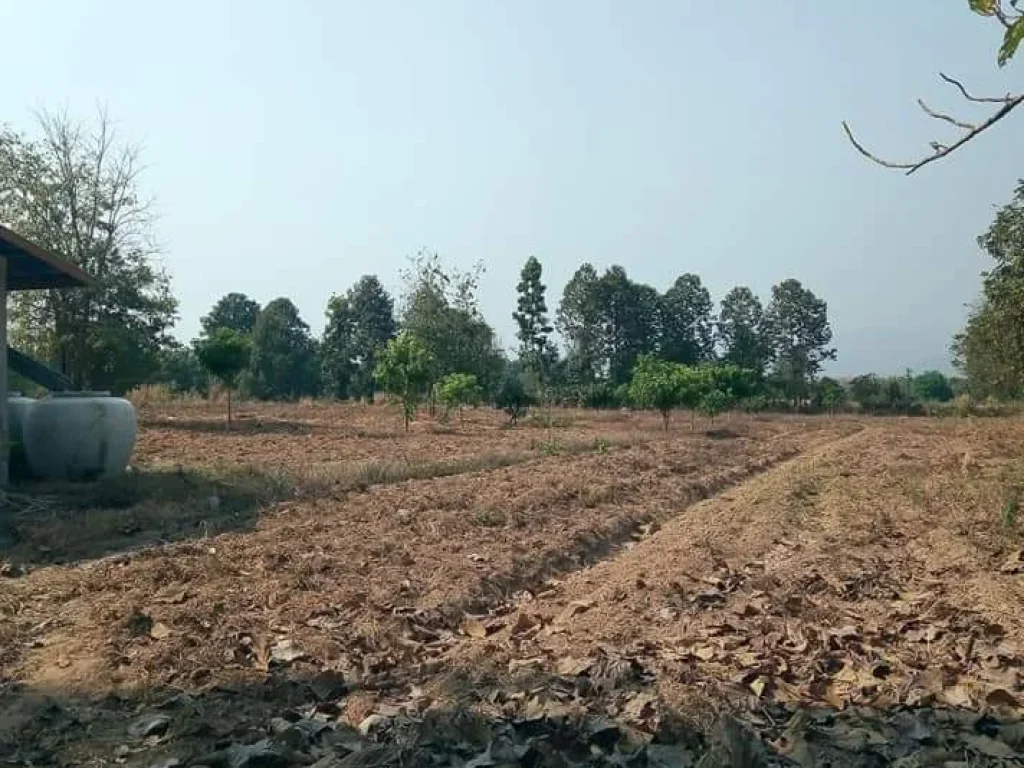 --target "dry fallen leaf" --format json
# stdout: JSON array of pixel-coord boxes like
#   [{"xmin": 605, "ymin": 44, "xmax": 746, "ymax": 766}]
[
  {"xmin": 732, "ymin": 601, "xmax": 759, "ymax": 618},
  {"xmin": 556, "ymin": 656, "xmax": 596, "ymax": 676},
  {"xmin": 941, "ymin": 684, "xmax": 974, "ymax": 709},
  {"xmin": 153, "ymin": 585, "xmax": 188, "ymax": 605},
  {"xmin": 622, "ymin": 692, "xmax": 657, "ymax": 722},
  {"xmin": 692, "ymin": 645, "xmax": 717, "ymax": 662},
  {"xmin": 269, "ymin": 638, "xmax": 305, "ymax": 665},
  {"xmin": 999, "ymin": 550, "xmax": 1024, "ymax": 574},
  {"xmin": 985, "ymin": 688, "xmax": 1020, "ymax": 710},
  {"xmin": 749, "ymin": 675, "xmax": 770, "ymax": 697},
  {"xmin": 823, "ymin": 683, "xmax": 848, "ymax": 709},
  {"xmin": 511, "ymin": 612, "xmax": 541, "ymax": 637},
  {"xmin": 460, "ymin": 618, "xmax": 488, "ymax": 639},
  {"xmin": 149, "ymin": 622, "xmax": 172, "ymax": 640},
  {"xmin": 567, "ymin": 599, "xmax": 595, "ymax": 617},
  {"xmin": 736, "ymin": 651, "xmax": 761, "ymax": 668}
]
